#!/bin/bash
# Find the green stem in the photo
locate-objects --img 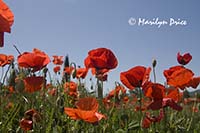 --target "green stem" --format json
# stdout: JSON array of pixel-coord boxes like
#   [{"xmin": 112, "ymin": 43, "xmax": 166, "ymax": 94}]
[
  {"xmin": 153, "ymin": 67, "xmax": 156, "ymax": 83},
  {"xmin": 13, "ymin": 45, "xmax": 21, "ymax": 55},
  {"xmin": 97, "ymin": 79, "xmax": 103, "ymax": 99},
  {"xmin": 163, "ymin": 108, "xmax": 168, "ymax": 131},
  {"xmin": 138, "ymin": 87, "xmax": 142, "ymax": 129},
  {"xmin": 0, "ymin": 67, "xmax": 4, "ymax": 83},
  {"xmin": 2, "ymin": 63, "xmax": 12, "ymax": 85}
]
